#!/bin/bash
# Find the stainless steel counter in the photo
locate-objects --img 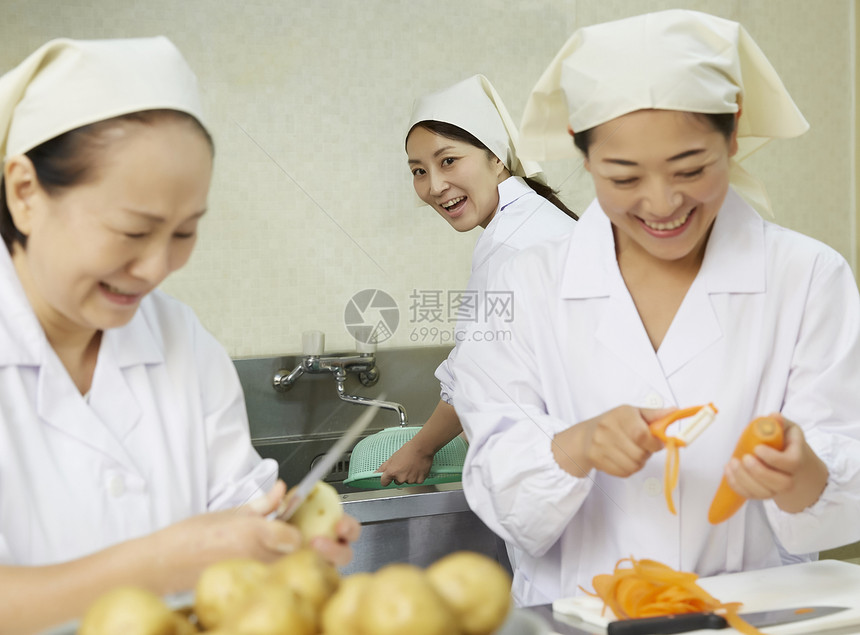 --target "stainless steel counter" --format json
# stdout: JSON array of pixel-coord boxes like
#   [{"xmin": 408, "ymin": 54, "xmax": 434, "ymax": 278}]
[
  {"xmin": 339, "ymin": 481, "xmax": 471, "ymax": 522},
  {"xmin": 336, "ymin": 481, "xmax": 511, "ymax": 576}
]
